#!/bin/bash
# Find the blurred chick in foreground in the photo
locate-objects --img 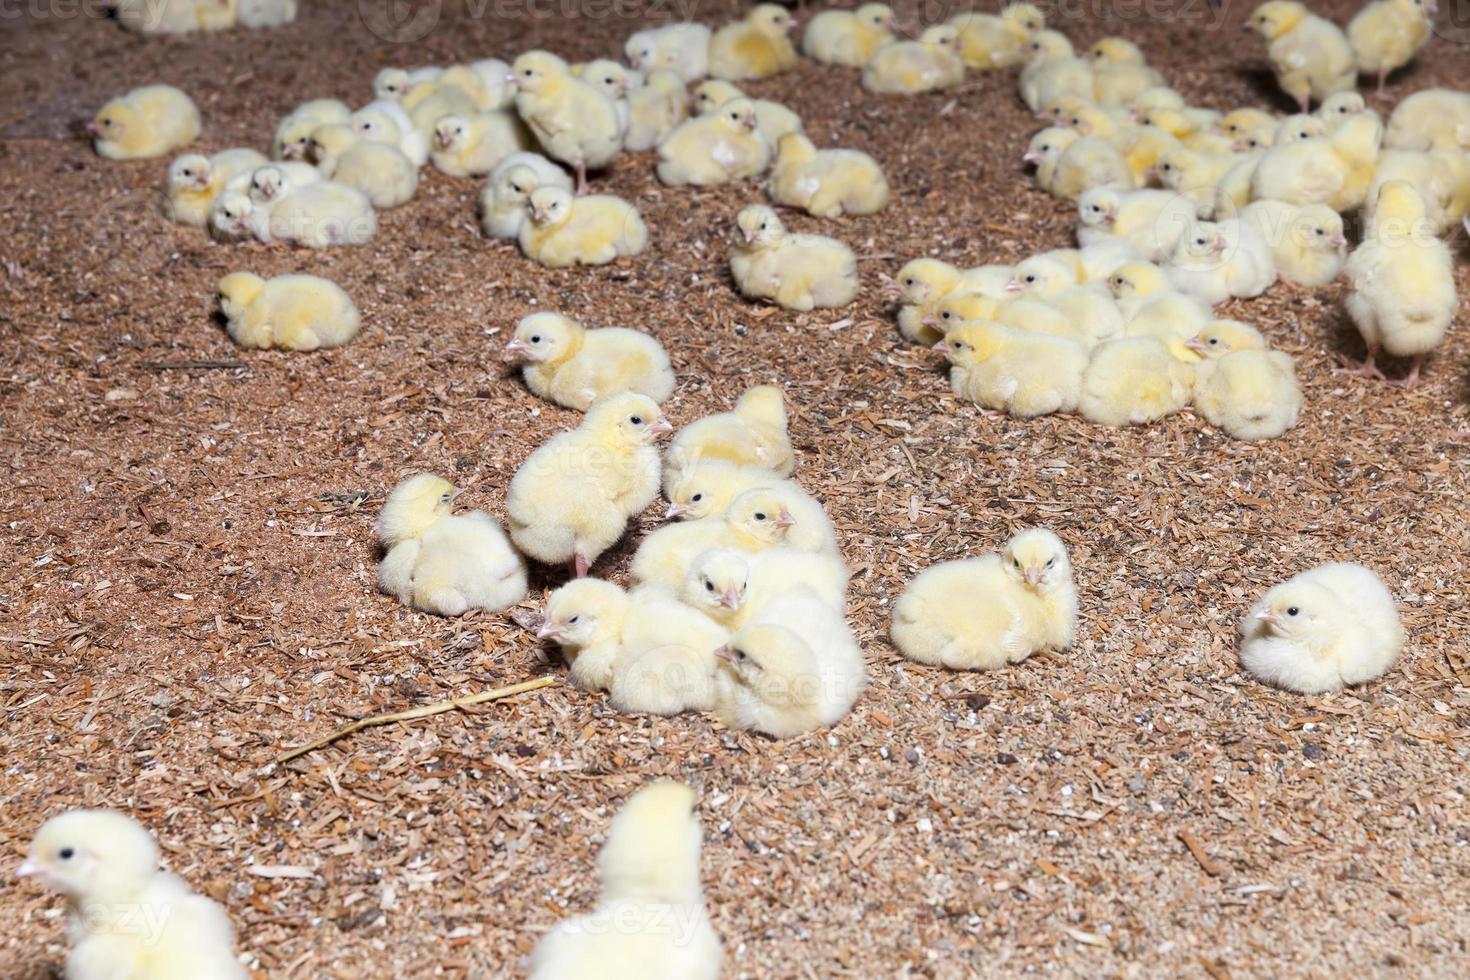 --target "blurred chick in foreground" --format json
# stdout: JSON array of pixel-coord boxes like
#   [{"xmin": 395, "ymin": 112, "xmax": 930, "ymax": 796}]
[
  {"xmin": 479, "ymin": 153, "xmax": 572, "ymax": 240},
  {"xmin": 376, "ymin": 473, "xmax": 527, "ymax": 616},
  {"xmin": 1188, "ymin": 320, "xmax": 1303, "ymax": 440},
  {"xmin": 529, "ymin": 782, "xmax": 722, "ymax": 980},
  {"xmin": 91, "ymin": 85, "xmax": 200, "ymax": 160},
  {"xmin": 656, "ymin": 97, "xmax": 769, "ymax": 187},
  {"xmin": 708, "ymin": 4, "xmax": 799, "ymax": 81},
  {"xmin": 625, "ymin": 22, "xmax": 712, "ymax": 83},
  {"xmin": 892, "ymin": 528, "xmax": 1076, "ymax": 672},
  {"xmin": 862, "ymin": 26, "xmax": 966, "ymax": 95},
  {"xmin": 766, "ymin": 132, "xmax": 889, "ymax": 217},
  {"xmin": 1240, "ymin": 563, "xmax": 1403, "ymax": 693},
  {"xmin": 803, "ymin": 3, "xmax": 895, "ymax": 67},
  {"xmin": 512, "ymin": 50, "xmax": 622, "ymax": 194},
  {"xmin": 729, "ymin": 205, "xmax": 859, "ymax": 311},
  {"xmin": 665, "ymin": 384, "xmax": 795, "ymax": 488},
  {"xmin": 216, "ymin": 272, "xmax": 359, "ymax": 351},
  {"xmin": 519, "ymin": 186, "xmax": 648, "ymax": 268},
  {"xmin": 508, "ymin": 393, "xmax": 670, "ymax": 577},
  {"xmin": 19, "ymin": 809, "xmax": 246, "ymax": 980},
  {"xmin": 1348, "ymin": 0, "xmax": 1432, "ymax": 95},
  {"xmin": 950, "ymin": 2, "xmax": 1044, "ymax": 69},
  {"xmin": 1246, "ymin": 1, "xmax": 1356, "ymax": 112},
  {"xmin": 1342, "ymin": 180, "xmax": 1458, "ymax": 385},
  {"xmin": 163, "ymin": 148, "xmax": 265, "ymax": 227},
  {"xmin": 937, "ymin": 320, "xmax": 1088, "ymax": 418},
  {"xmin": 508, "ymin": 311, "xmax": 674, "ymax": 410}
]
